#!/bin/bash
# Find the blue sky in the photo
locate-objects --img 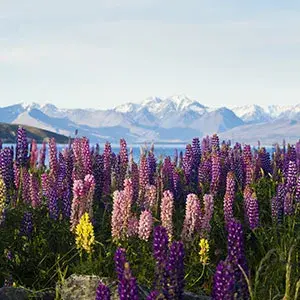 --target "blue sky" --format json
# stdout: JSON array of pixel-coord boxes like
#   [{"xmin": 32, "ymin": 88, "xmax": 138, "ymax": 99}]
[{"xmin": 1, "ymin": 0, "xmax": 300, "ymax": 109}]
